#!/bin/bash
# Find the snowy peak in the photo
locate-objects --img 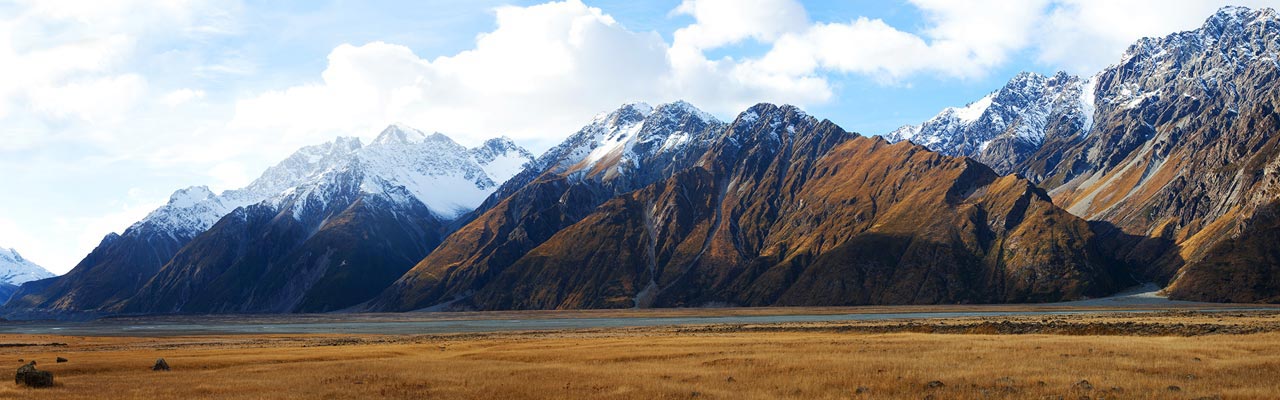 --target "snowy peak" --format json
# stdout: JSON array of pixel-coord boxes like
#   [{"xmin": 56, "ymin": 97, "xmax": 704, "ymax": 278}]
[
  {"xmin": 537, "ymin": 100, "xmax": 724, "ymax": 180},
  {"xmin": 729, "ymin": 103, "xmax": 819, "ymax": 143},
  {"xmin": 472, "ymin": 136, "xmax": 532, "ymax": 163},
  {"xmin": 591, "ymin": 102, "xmax": 654, "ymax": 125},
  {"xmin": 471, "ymin": 136, "xmax": 535, "ymax": 182},
  {"xmin": 1120, "ymin": 6, "xmax": 1279, "ymax": 72},
  {"xmin": 884, "ymin": 6, "xmax": 1280, "ymax": 179},
  {"xmin": 245, "ymin": 138, "xmax": 364, "ymax": 198},
  {"xmin": 348, "ymin": 128, "xmax": 534, "ymax": 219},
  {"xmin": 655, "ymin": 100, "xmax": 716, "ymax": 123},
  {"xmin": 167, "ymin": 186, "xmax": 215, "ymax": 208},
  {"xmin": 884, "ymin": 124, "xmax": 920, "ymax": 143},
  {"xmin": 1096, "ymin": 5, "xmax": 1280, "ymax": 126},
  {"xmin": 0, "ymin": 247, "xmax": 55, "ymax": 285},
  {"xmin": 884, "ymin": 70, "xmax": 1094, "ymax": 175},
  {"xmin": 123, "ymin": 125, "xmax": 533, "ymax": 246},
  {"xmin": 950, "ymin": 93, "xmax": 993, "ymax": 123},
  {"xmin": 126, "ymin": 139, "xmax": 366, "ymax": 240},
  {"xmin": 1203, "ymin": 6, "xmax": 1277, "ymax": 34},
  {"xmin": 372, "ymin": 124, "xmax": 430, "ymax": 146}
]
